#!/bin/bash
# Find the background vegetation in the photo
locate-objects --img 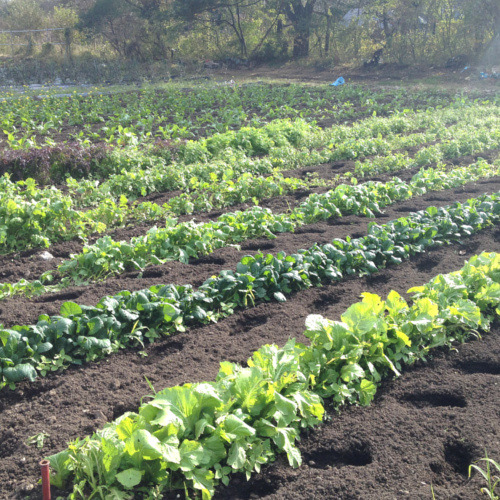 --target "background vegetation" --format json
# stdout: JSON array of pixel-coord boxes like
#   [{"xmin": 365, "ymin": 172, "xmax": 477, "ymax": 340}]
[{"xmin": 0, "ymin": 0, "xmax": 498, "ymax": 83}]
